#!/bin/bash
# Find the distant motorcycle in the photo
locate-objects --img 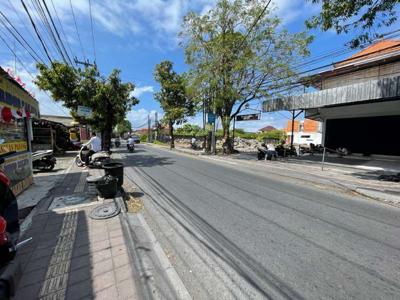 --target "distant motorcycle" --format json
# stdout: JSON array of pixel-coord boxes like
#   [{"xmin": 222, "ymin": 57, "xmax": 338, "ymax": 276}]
[
  {"xmin": 75, "ymin": 146, "xmax": 111, "ymax": 168},
  {"xmin": 32, "ymin": 150, "xmax": 56, "ymax": 171},
  {"xmin": 114, "ymin": 139, "xmax": 121, "ymax": 148},
  {"xmin": 127, "ymin": 143, "xmax": 135, "ymax": 153}
]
